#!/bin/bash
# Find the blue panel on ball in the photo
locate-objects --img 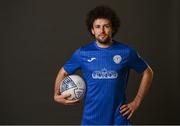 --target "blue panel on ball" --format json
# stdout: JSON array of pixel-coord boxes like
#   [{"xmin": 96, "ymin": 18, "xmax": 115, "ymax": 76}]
[{"xmin": 61, "ymin": 76, "xmax": 77, "ymax": 93}]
